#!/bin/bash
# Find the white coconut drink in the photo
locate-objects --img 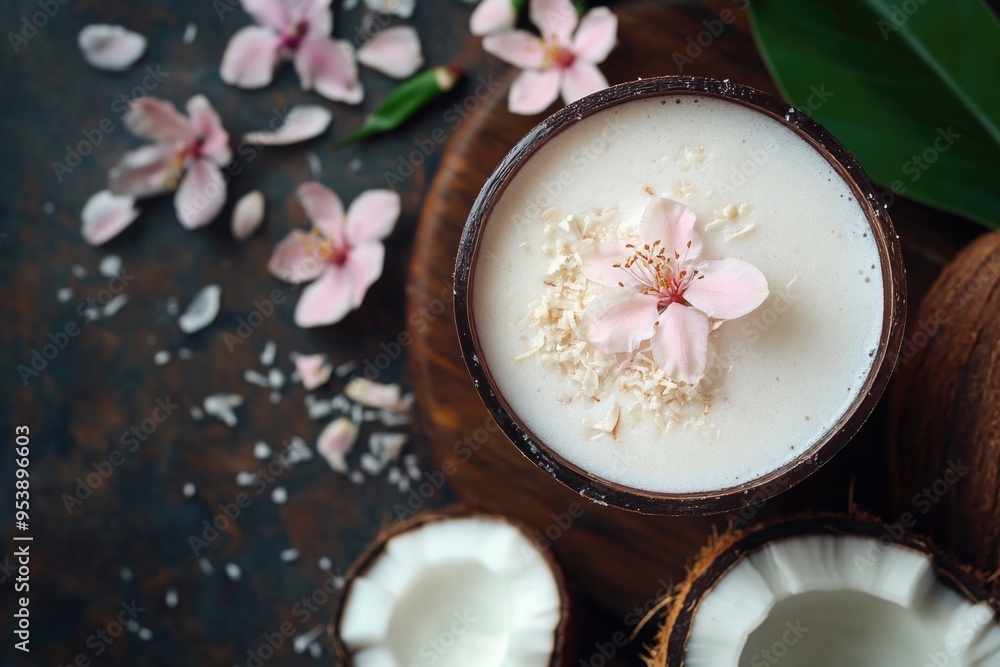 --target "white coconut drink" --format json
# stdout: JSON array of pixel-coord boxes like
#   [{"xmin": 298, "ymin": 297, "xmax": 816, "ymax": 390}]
[
  {"xmin": 332, "ymin": 511, "xmax": 571, "ymax": 667},
  {"xmin": 648, "ymin": 515, "xmax": 1000, "ymax": 667},
  {"xmin": 455, "ymin": 77, "xmax": 905, "ymax": 514}
]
